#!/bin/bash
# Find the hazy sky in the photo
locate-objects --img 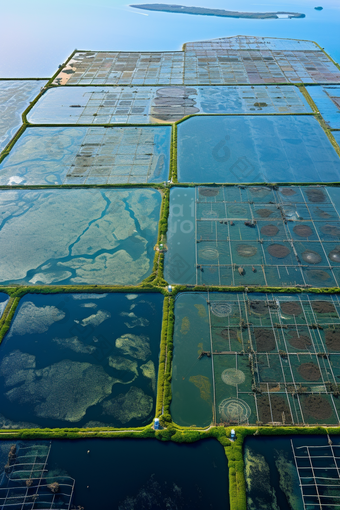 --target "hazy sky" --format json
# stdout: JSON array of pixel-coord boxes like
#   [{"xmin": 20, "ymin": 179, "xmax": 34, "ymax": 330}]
[{"xmin": 1, "ymin": 0, "xmax": 339, "ymax": 77}]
